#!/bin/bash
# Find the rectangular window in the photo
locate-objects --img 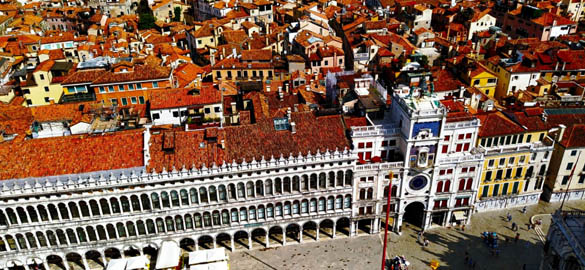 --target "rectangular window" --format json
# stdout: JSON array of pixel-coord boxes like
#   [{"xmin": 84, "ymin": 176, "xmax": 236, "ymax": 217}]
[
  {"xmin": 488, "ymin": 160, "xmax": 495, "ymax": 168},
  {"xmin": 131, "ymin": 97, "xmax": 137, "ymax": 104},
  {"xmin": 108, "ymin": 86, "xmax": 115, "ymax": 92},
  {"xmin": 502, "ymin": 183, "xmax": 509, "ymax": 195},
  {"xmin": 567, "ymin": 163, "xmax": 574, "ymax": 170},
  {"xmin": 562, "ymin": 176, "xmax": 570, "ymax": 185},
  {"xmin": 153, "ymin": 82, "xmax": 159, "ymax": 88},
  {"xmin": 118, "ymin": 85, "xmax": 124, "ymax": 91},
  {"xmin": 492, "ymin": 184, "xmax": 500, "ymax": 196},
  {"xmin": 444, "ymin": 135, "xmax": 450, "ymax": 141},
  {"xmin": 366, "ymin": 142, "xmax": 373, "ymax": 148},
  {"xmin": 466, "ymin": 133, "xmax": 472, "ymax": 139},
  {"xmin": 495, "ymin": 170, "xmax": 503, "ymax": 180},
  {"xmin": 515, "ymin": 168, "xmax": 523, "ymax": 178},
  {"xmin": 499, "ymin": 158, "xmax": 506, "ymax": 166},
  {"xmin": 458, "ymin": 134, "xmax": 464, "ymax": 140},
  {"xmin": 481, "ymin": 186, "xmax": 489, "ymax": 197},
  {"xmin": 44, "ymin": 86, "xmax": 49, "ymax": 92},
  {"xmin": 571, "ymin": 150, "xmax": 578, "ymax": 156},
  {"xmin": 505, "ymin": 169, "xmax": 512, "ymax": 179},
  {"xmin": 358, "ymin": 142, "xmax": 365, "ymax": 148},
  {"xmin": 442, "ymin": 145, "xmax": 448, "ymax": 153},
  {"xmin": 173, "ymin": 111, "xmax": 179, "ymax": 117},
  {"xmin": 509, "ymin": 157, "xmax": 515, "ymax": 165},
  {"xmin": 579, "ymin": 175, "xmax": 585, "ymax": 184},
  {"xmin": 121, "ymin": 98, "xmax": 128, "ymax": 106},
  {"xmin": 129, "ymin": 84, "xmax": 134, "ymax": 90},
  {"xmin": 139, "ymin": 96, "xmax": 145, "ymax": 104},
  {"xmin": 110, "ymin": 98, "xmax": 118, "ymax": 106},
  {"xmin": 136, "ymin": 83, "xmax": 143, "ymax": 89},
  {"xmin": 512, "ymin": 182, "xmax": 519, "ymax": 194},
  {"xmin": 99, "ymin": 86, "xmax": 105, "ymax": 93}
]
